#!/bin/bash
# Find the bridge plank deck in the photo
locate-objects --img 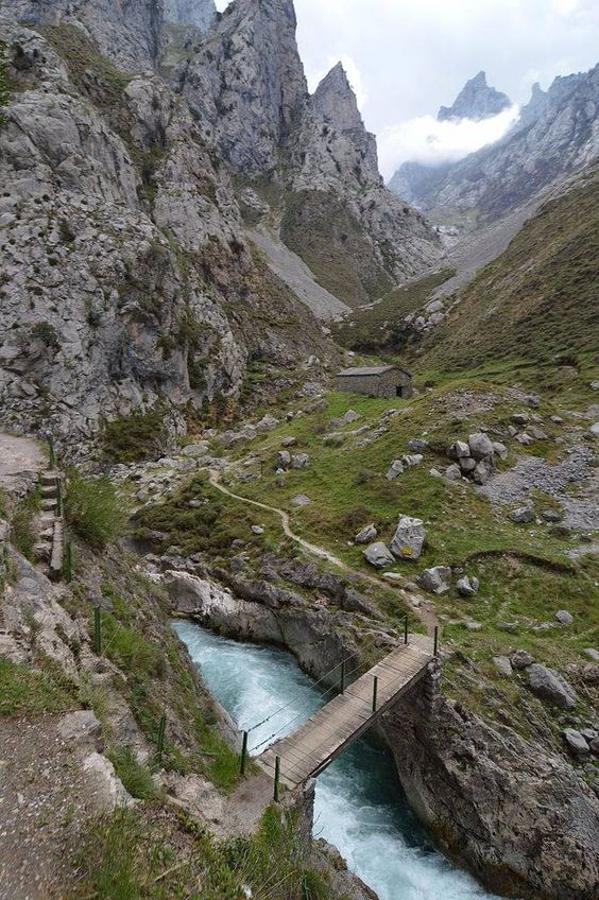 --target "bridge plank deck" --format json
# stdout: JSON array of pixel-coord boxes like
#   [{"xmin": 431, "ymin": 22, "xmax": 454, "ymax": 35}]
[{"xmin": 258, "ymin": 635, "xmax": 433, "ymax": 787}]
